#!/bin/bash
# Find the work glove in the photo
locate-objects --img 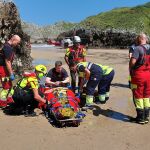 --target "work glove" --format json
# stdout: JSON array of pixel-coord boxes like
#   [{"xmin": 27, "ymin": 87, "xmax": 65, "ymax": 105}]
[{"xmin": 9, "ymin": 74, "xmax": 15, "ymax": 81}]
